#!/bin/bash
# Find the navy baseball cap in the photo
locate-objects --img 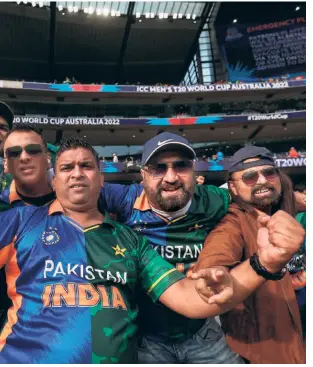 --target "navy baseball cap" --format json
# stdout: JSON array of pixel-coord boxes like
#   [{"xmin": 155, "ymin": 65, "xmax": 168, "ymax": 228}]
[
  {"xmin": 227, "ymin": 146, "xmax": 275, "ymax": 173},
  {"xmin": 141, "ymin": 132, "xmax": 196, "ymax": 166},
  {"xmin": 0, "ymin": 102, "xmax": 14, "ymax": 129}
]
